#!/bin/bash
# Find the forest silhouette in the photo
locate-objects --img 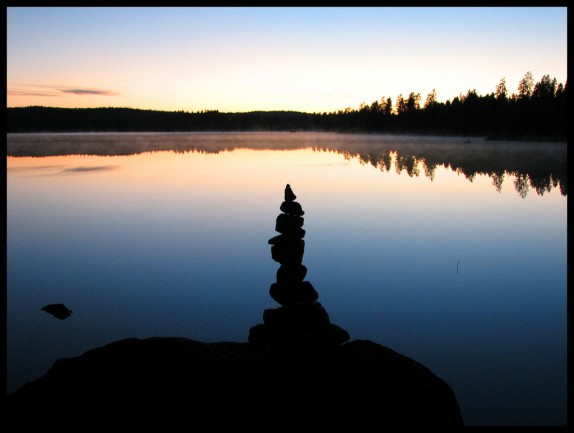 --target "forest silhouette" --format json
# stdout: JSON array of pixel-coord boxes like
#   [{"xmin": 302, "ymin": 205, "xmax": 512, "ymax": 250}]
[{"xmin": 7, "ymin": 72, "xmax": 567, "ymax": 141}]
